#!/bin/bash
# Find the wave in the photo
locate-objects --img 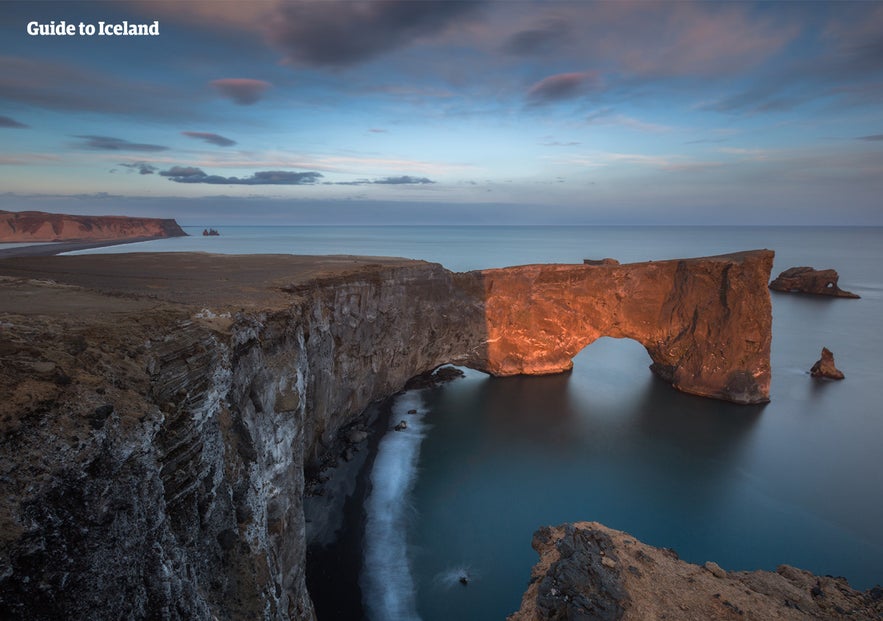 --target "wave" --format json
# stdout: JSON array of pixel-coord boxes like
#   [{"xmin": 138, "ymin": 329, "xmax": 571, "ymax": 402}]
[{"xmin": 362, "ymin": 391, "xmax": 429, "ymax": 621}]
